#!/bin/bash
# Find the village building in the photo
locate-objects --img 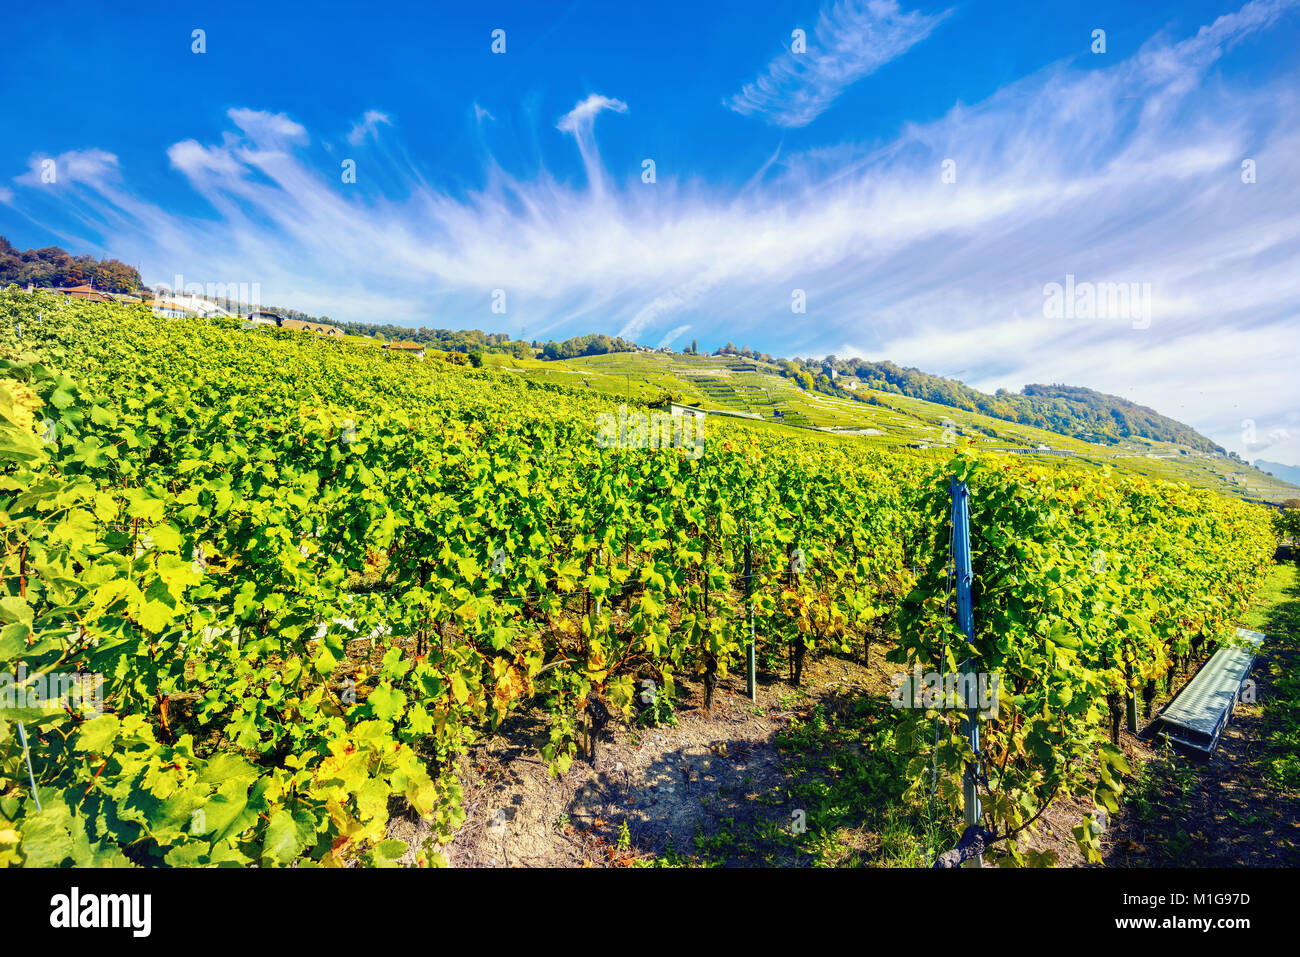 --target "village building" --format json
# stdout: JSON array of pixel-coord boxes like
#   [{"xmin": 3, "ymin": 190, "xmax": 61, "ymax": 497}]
[
  {"xmin": 53, "ymin": 283, "xmax": 116, "ymax": 304},
  {"xmin": 383, "ymin": 342, "xmax": 427, "ymax": 359},
  {"xmin": 151, "ymin": 293, "xmax": 231, "ymax": 319},
  {"xmin": 281, "ymin": 318, "xmax": 344, "ymax": 337}
]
